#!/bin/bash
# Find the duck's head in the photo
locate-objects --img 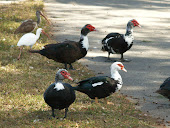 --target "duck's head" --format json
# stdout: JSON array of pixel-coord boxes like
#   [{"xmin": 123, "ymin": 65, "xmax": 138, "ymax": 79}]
[
  {"xmin": 128, "ymin": 19, "xmax": 141, "ymax": 28},
  {"xmin": 55, "ymin": 69, "xmax": 73, "ymax": 81},
  {"xmin": 81, "ymin": 24, "xmax": 96, "ymax": 36},
  {"xmin": 111, "ymin": 62, "xmax": 127, "ymax": 72}
]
